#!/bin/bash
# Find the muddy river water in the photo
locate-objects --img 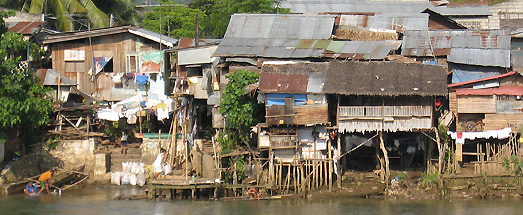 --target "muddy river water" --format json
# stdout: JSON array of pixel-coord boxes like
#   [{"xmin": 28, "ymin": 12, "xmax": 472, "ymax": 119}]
[{"xmin": 1, "ymin": 185, "xmax": 522, "ymax": 215}]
